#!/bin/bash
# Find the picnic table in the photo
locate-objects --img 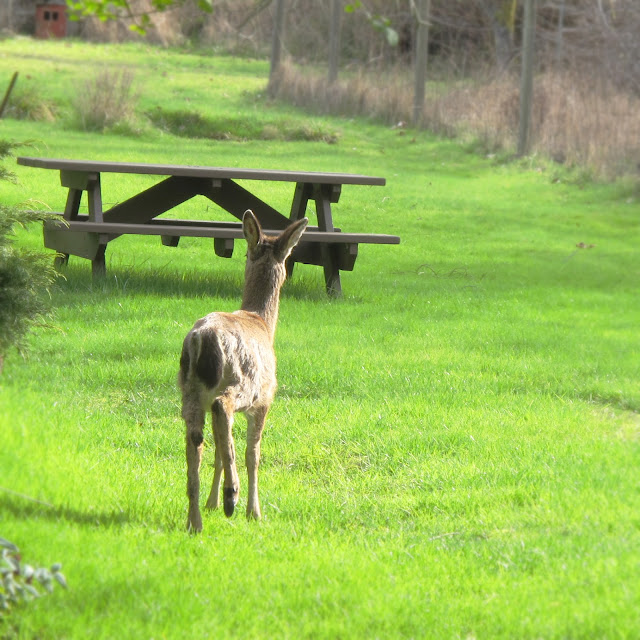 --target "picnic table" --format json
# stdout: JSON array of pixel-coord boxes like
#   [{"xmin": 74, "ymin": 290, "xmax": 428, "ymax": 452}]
[{"xmin": 17, "ymin": 157, "xmax": 400, "ymax": 296}]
